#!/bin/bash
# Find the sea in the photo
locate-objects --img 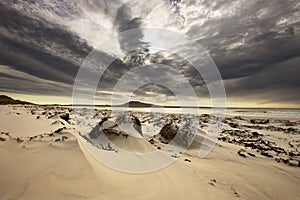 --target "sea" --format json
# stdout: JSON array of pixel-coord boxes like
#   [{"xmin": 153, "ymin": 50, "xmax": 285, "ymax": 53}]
[{"xmin": 72, "ymin": 106, "xmax": 300, "ymax": 119}]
